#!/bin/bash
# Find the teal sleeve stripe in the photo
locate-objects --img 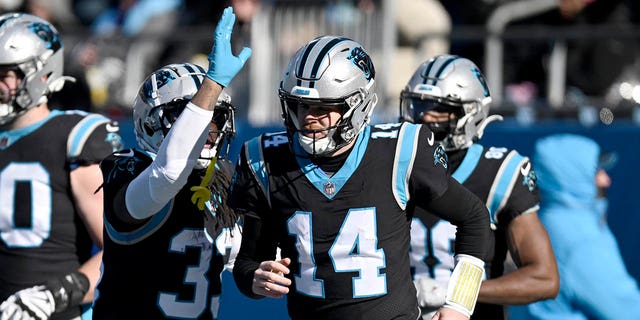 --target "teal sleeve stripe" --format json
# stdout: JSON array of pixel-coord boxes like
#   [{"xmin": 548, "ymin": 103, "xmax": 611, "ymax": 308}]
[
  {"xmin": 393, "ymin": 123, "xmax": 420, "ymax": 209},
  {"xmin": 488, "ymin": 152, "xmax": 526, "ymax": 223},
  {"xmin": 246, "ymin": 136, "xmax": 269, "ymax": 201},
  {"xmin": 105, "ymin": 200, "xmax": 172, "ymax": 244},
  {"xmin": 67, "ymin": 114, "xmax": 109, "ymax": 158},
  {"xmin": 452, "ymin": 144, "xmax": 483, "ymax": 183}
]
